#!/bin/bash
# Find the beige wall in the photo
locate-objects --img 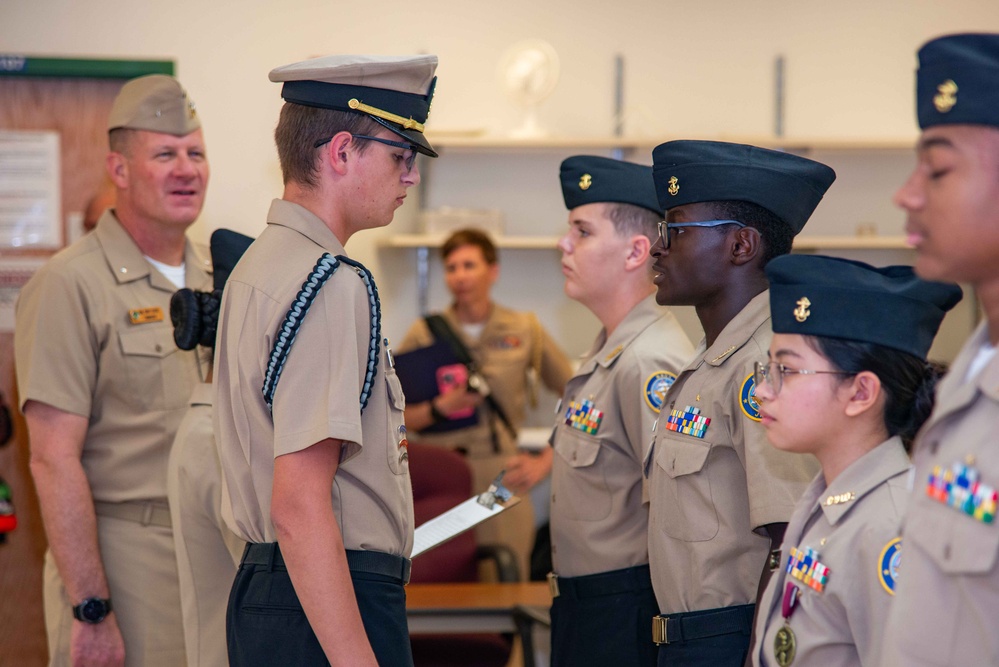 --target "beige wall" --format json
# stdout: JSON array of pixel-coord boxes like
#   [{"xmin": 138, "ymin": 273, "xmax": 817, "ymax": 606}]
[{"xmin": 5, "ymin": 0, "xmax": 998, "ymax": 423}]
